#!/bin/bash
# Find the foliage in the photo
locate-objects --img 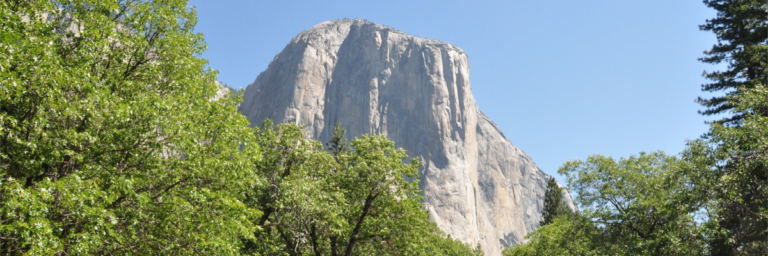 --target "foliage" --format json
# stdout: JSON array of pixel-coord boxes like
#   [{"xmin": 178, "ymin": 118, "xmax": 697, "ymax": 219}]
[
  {"xmin": 240, "ymin": 120, "xmax": 340, "ymax": 255},
  {"xmin": 240, "ymin": 120, "xmax": 480, "ymax": 255},
  {"xmin": 421, "ymin": 230, "xmax": 484, "ymax": 256},
  {"xmin": 697, "ymin": 0, "xmax": 768, "ymax": 126},
  {"xmin": 326, "ymin": 120, "xmax": 348, "ymax": 158},
  {"xmin": 503, "ymin": 214, "xmax": 605, "ymax": 256},
  {"xmin": 539, "ymin": 177, "xmax": 568, "ymax": 226},
  {"xmin": 684, "ymin": 86, "xmax": 768, "ymax": 254},
  {"xmin": 689, "ymin": 0, "xmax": 768, "ymax": 254},
  {"xmin": 505, "ymin": 152, "xmax": 707, "ymax": 255},
  {"xmin": 560, "ymin": 152, "xmax": 707, "ymax": 255},
  {"xmin": 333, "ymin": 135, "xmax": 422, "ymax": 255},
  {"xmin": 0, "ymin": 0, "xmax": 260, "ymax": 254}
]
